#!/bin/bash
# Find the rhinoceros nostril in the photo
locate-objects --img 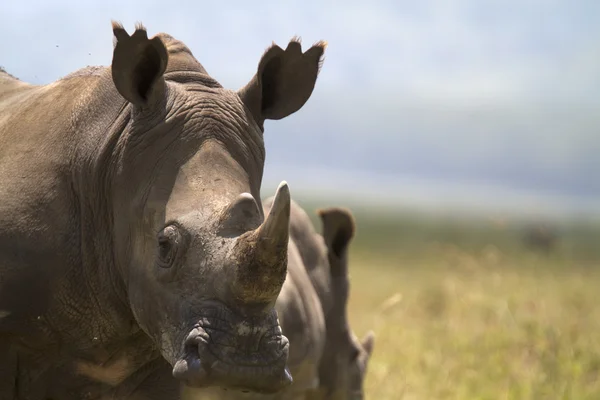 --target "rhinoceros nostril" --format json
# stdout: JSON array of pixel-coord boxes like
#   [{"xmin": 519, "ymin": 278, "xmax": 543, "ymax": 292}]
[{"xmin": 172, "ymin": 354, "xmax": 207, "ymax": 382}]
